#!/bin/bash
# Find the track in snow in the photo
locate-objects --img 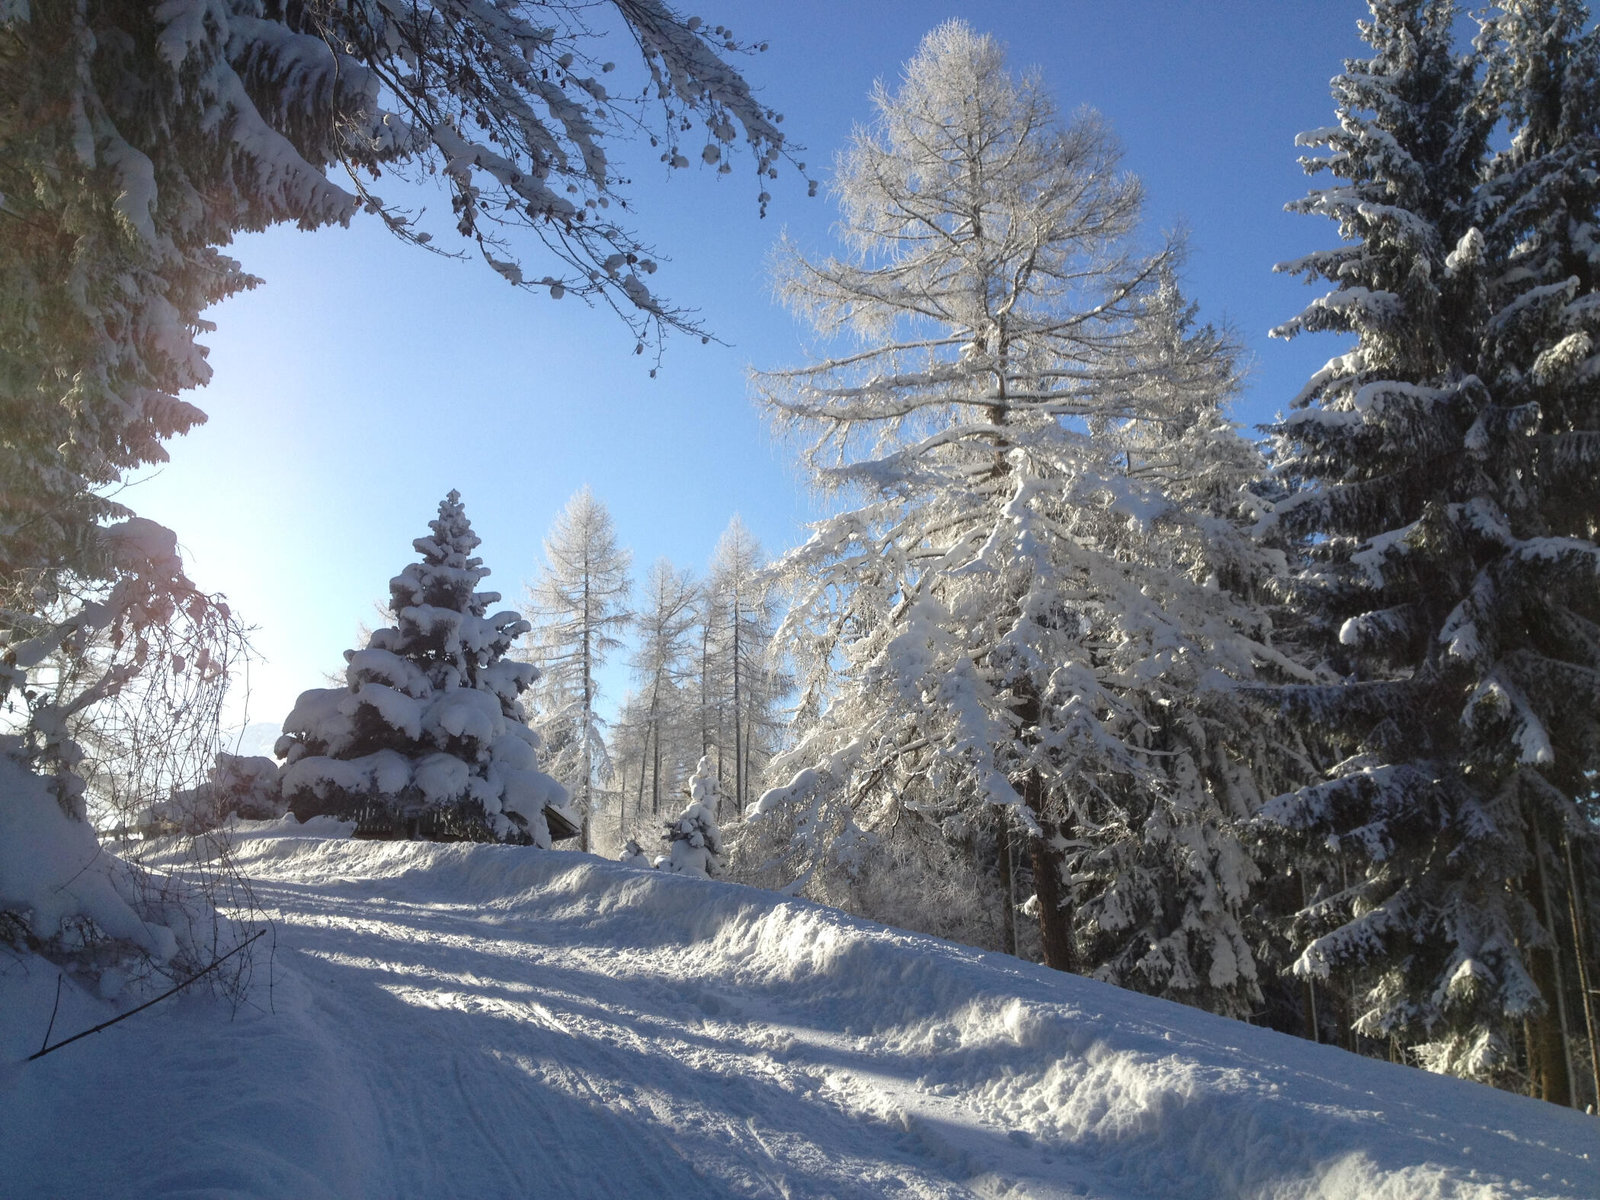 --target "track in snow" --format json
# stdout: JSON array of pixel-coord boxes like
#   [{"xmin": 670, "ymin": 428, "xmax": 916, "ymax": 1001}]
[{"xmin": 4, "ymin": 829, "xmax": 1597, "ymax": 1200}]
